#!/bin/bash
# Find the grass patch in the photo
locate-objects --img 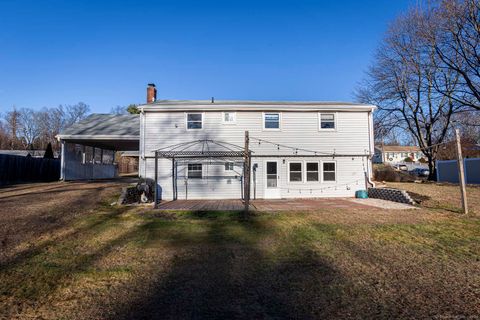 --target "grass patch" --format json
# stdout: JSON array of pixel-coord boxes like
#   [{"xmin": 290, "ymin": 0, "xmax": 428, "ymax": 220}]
[{"xmin": 1, "ymin": 182, "xmax": 480, "ymax": 318}]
